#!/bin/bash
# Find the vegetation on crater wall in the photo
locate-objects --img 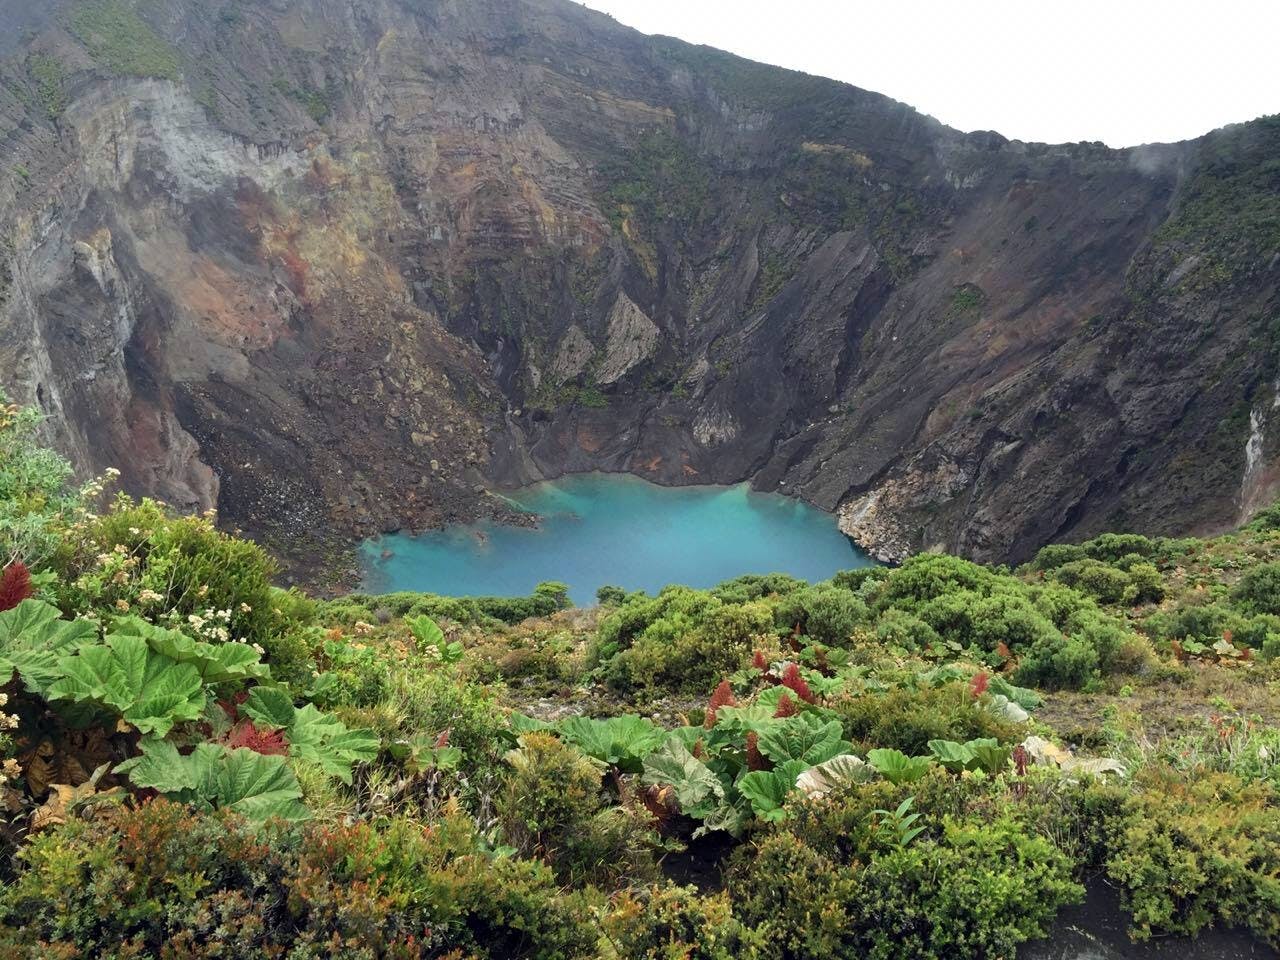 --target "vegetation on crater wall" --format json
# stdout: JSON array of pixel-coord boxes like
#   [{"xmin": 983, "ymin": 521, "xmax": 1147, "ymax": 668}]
[
  {"xmin": 69, "ymin": 0, "xmax": 182, "ymax": 81},
  {"xmin": 0, "ymin": 391, "xmax": 1279, "ymax": 957}
]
